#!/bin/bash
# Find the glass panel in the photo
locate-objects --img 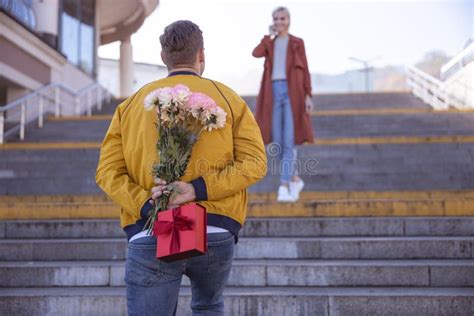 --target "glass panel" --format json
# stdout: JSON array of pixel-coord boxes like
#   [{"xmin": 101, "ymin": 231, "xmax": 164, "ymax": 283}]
[
  {"xmin": 59, "ymin": 0, "xmax": 96, "ymax": 76},
  {"xmin": 79, "ymin": 0, "xmax": 95, "ymax": 75},
  {"xmin": 60, "ymin": 0, "xmax": 80, "ymax": 65},
  {"xmin": 80, "ymin": 22, "xmax": 94, "ymax": 74},
  {"xmin": 0, "ymin": 0, "xmax": 36, "ymax": 29}
]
